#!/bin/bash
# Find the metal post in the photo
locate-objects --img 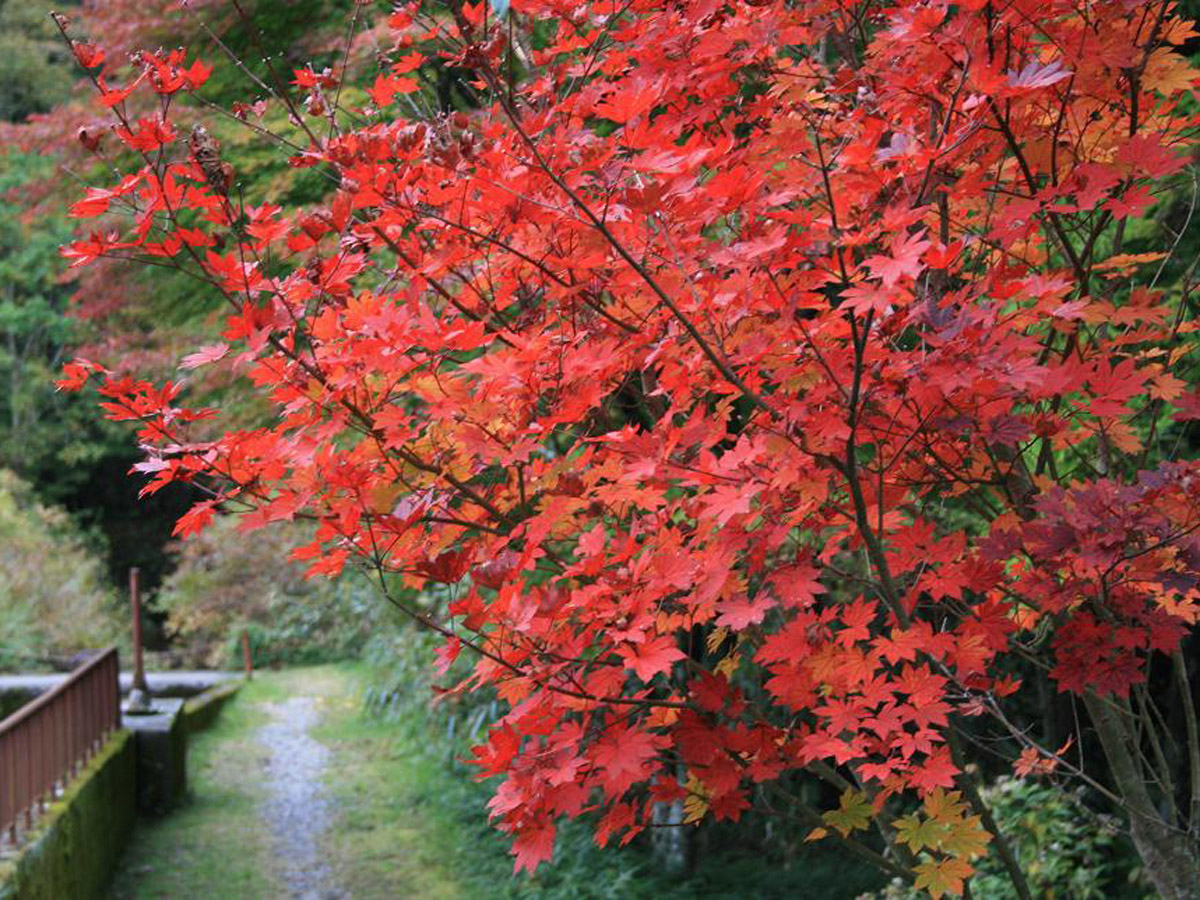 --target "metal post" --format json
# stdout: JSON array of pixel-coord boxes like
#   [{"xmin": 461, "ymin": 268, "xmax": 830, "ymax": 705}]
[
  {"xmin": 126, "ymin": 568, "xmax": 152, "ymax": 712},
  {"xmin": 242, "ymin": 629, "xmax": 253, "ymax": 681}
]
